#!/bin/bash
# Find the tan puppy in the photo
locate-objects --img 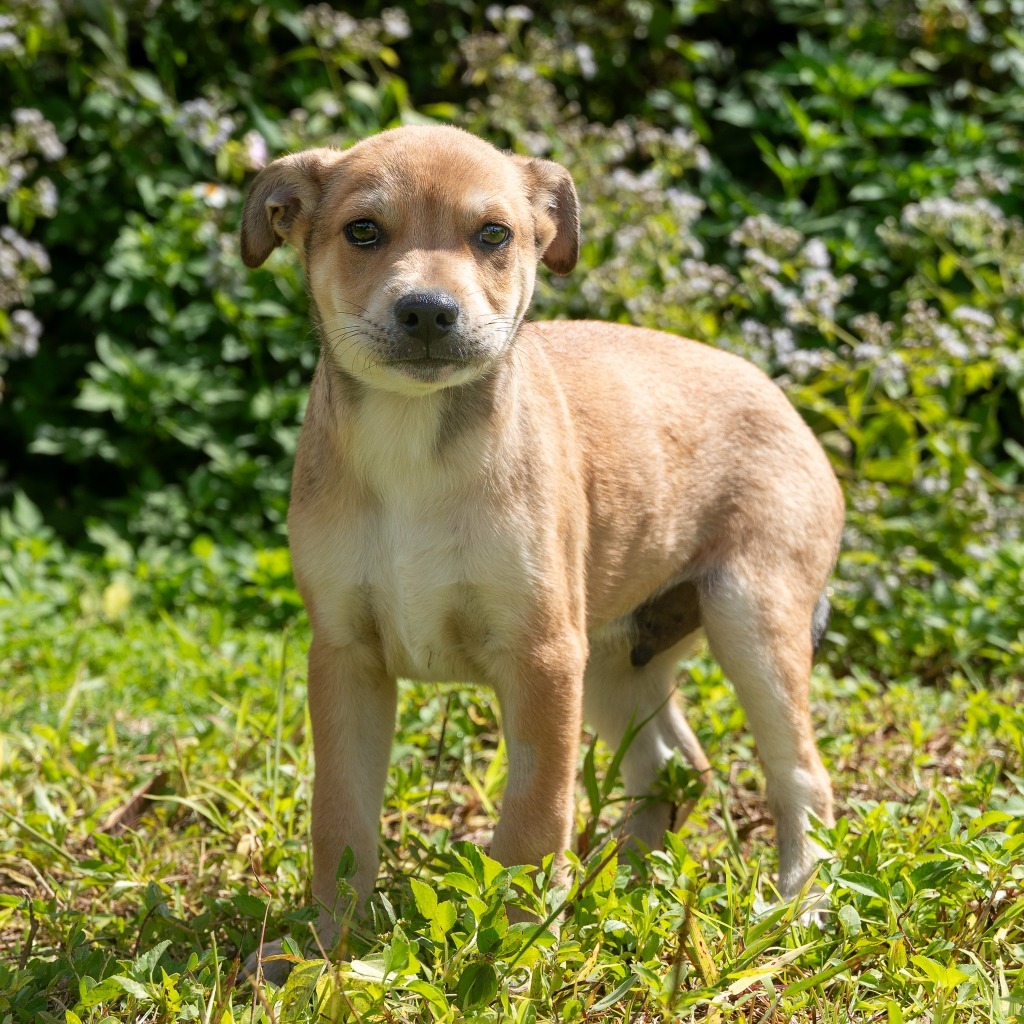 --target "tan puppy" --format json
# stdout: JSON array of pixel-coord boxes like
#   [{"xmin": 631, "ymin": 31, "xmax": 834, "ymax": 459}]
[{"xmin": 240, "ymin": 125, "xmax": 844, "ymax": 961}]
